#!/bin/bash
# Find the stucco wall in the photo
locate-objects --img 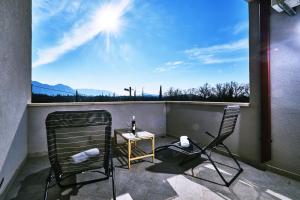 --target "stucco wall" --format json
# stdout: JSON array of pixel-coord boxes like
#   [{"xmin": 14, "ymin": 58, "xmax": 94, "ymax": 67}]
[
  {"xmin": 27, "ymin": 102, "xmax": 166, "ymax": 154},
  {"xmin": 269, "ymin": 10, "xmax": 300, "ymax": 175},
  {"xmin": 0, "ymin": 0, "xmax": 31, "ymax": 196}
]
